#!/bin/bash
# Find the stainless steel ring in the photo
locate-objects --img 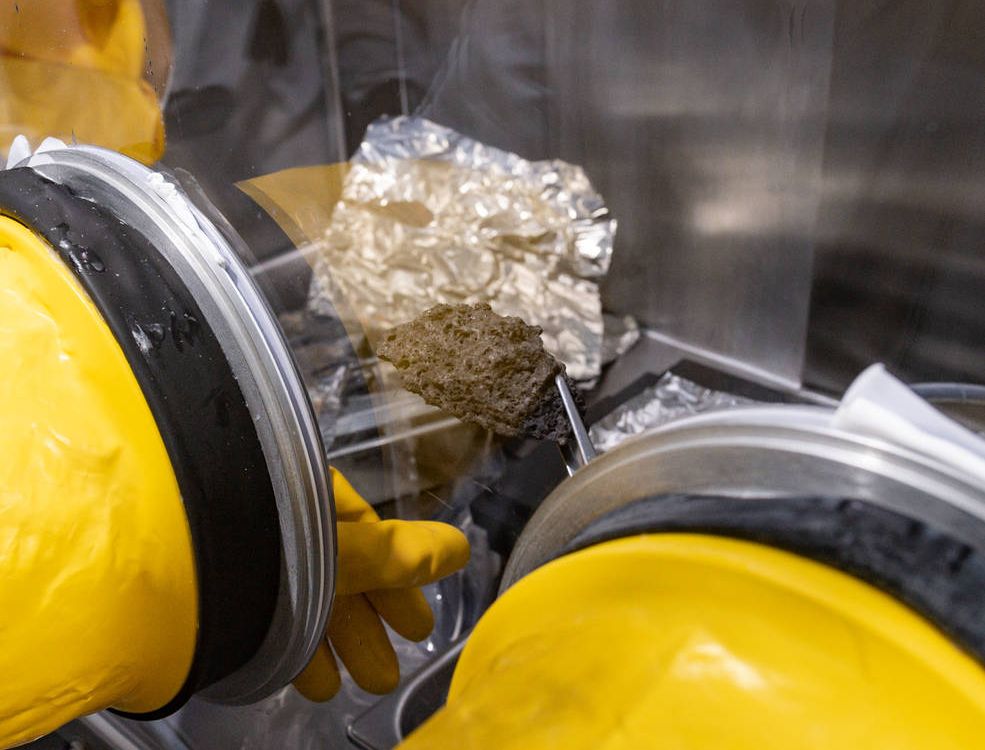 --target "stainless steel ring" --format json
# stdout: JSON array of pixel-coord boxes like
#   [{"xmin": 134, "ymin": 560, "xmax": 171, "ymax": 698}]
[{"xmin": 502, "ymin": 405, "xmax": 985, "ymax": 591}]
